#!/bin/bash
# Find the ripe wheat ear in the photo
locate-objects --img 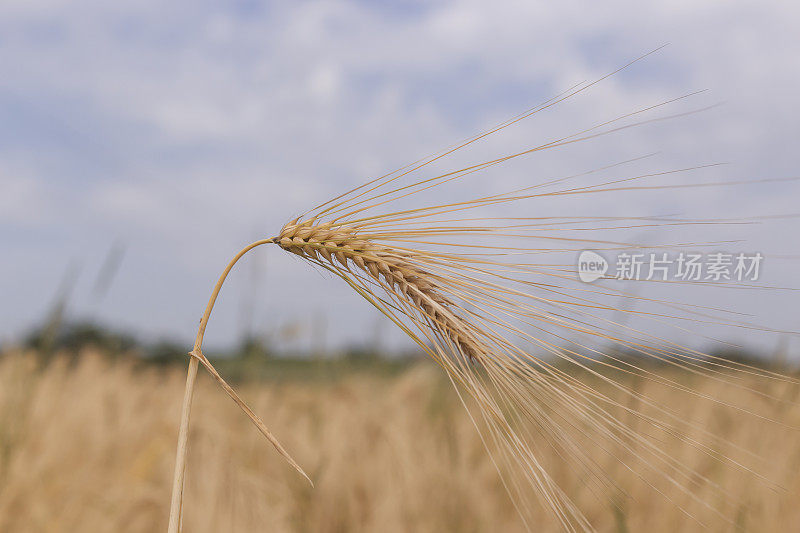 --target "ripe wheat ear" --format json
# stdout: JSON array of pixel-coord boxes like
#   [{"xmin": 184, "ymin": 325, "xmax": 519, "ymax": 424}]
[{"xmin": 168, "ymin": 55, "xmax": 799, "ymax": 532}]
